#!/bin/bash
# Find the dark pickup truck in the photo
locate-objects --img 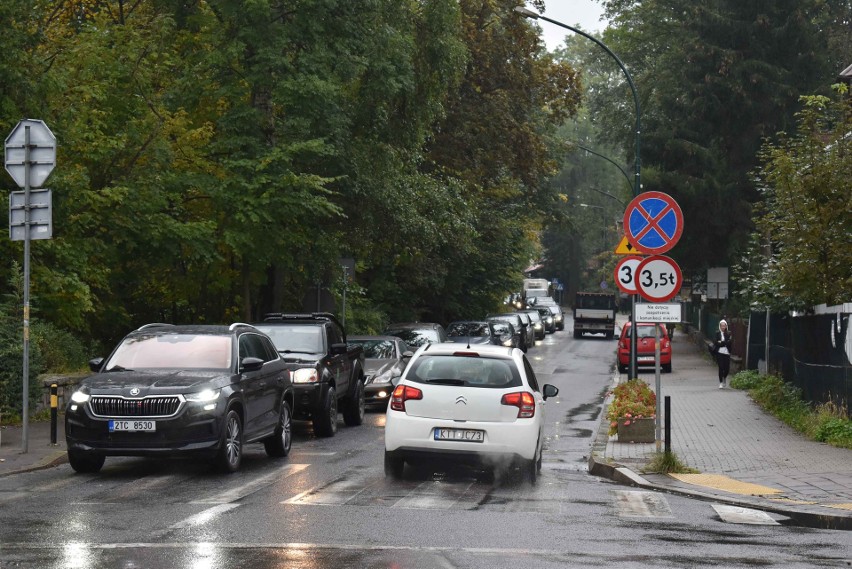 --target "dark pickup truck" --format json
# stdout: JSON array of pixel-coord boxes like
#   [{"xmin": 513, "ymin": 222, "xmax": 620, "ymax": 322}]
[{"xmin": 253, "ymin": 313, "xmax": 365, "ymax": 437}]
